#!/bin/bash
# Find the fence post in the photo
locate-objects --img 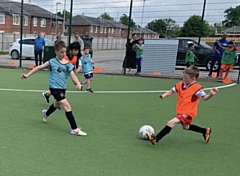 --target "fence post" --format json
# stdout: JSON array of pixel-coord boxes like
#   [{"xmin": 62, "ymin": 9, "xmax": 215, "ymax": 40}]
[
  {"xmin": 123, "ymin": 0, "xmax": 133, "ymax": 75},
  {"xmin": 1, "ymin": 33, "xmax": 3, "ymax": 52},
  {"xmin": 198, "ymin": 0, "xmax": 207, "ymax": 46}
]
